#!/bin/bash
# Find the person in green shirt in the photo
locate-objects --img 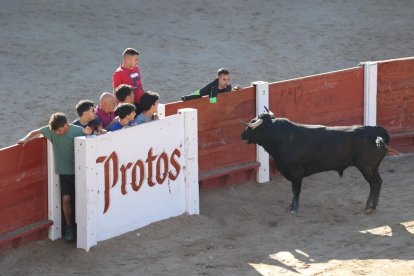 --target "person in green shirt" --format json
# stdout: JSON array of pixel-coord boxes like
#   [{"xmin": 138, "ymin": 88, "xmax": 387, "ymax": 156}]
[
  {"xmin": 181, "ymin": 68, "xmax": 240, "ymax": 103},
  {"xmin": 18, "ymin": 112, "xmax": 91, "ymax": 242}
]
